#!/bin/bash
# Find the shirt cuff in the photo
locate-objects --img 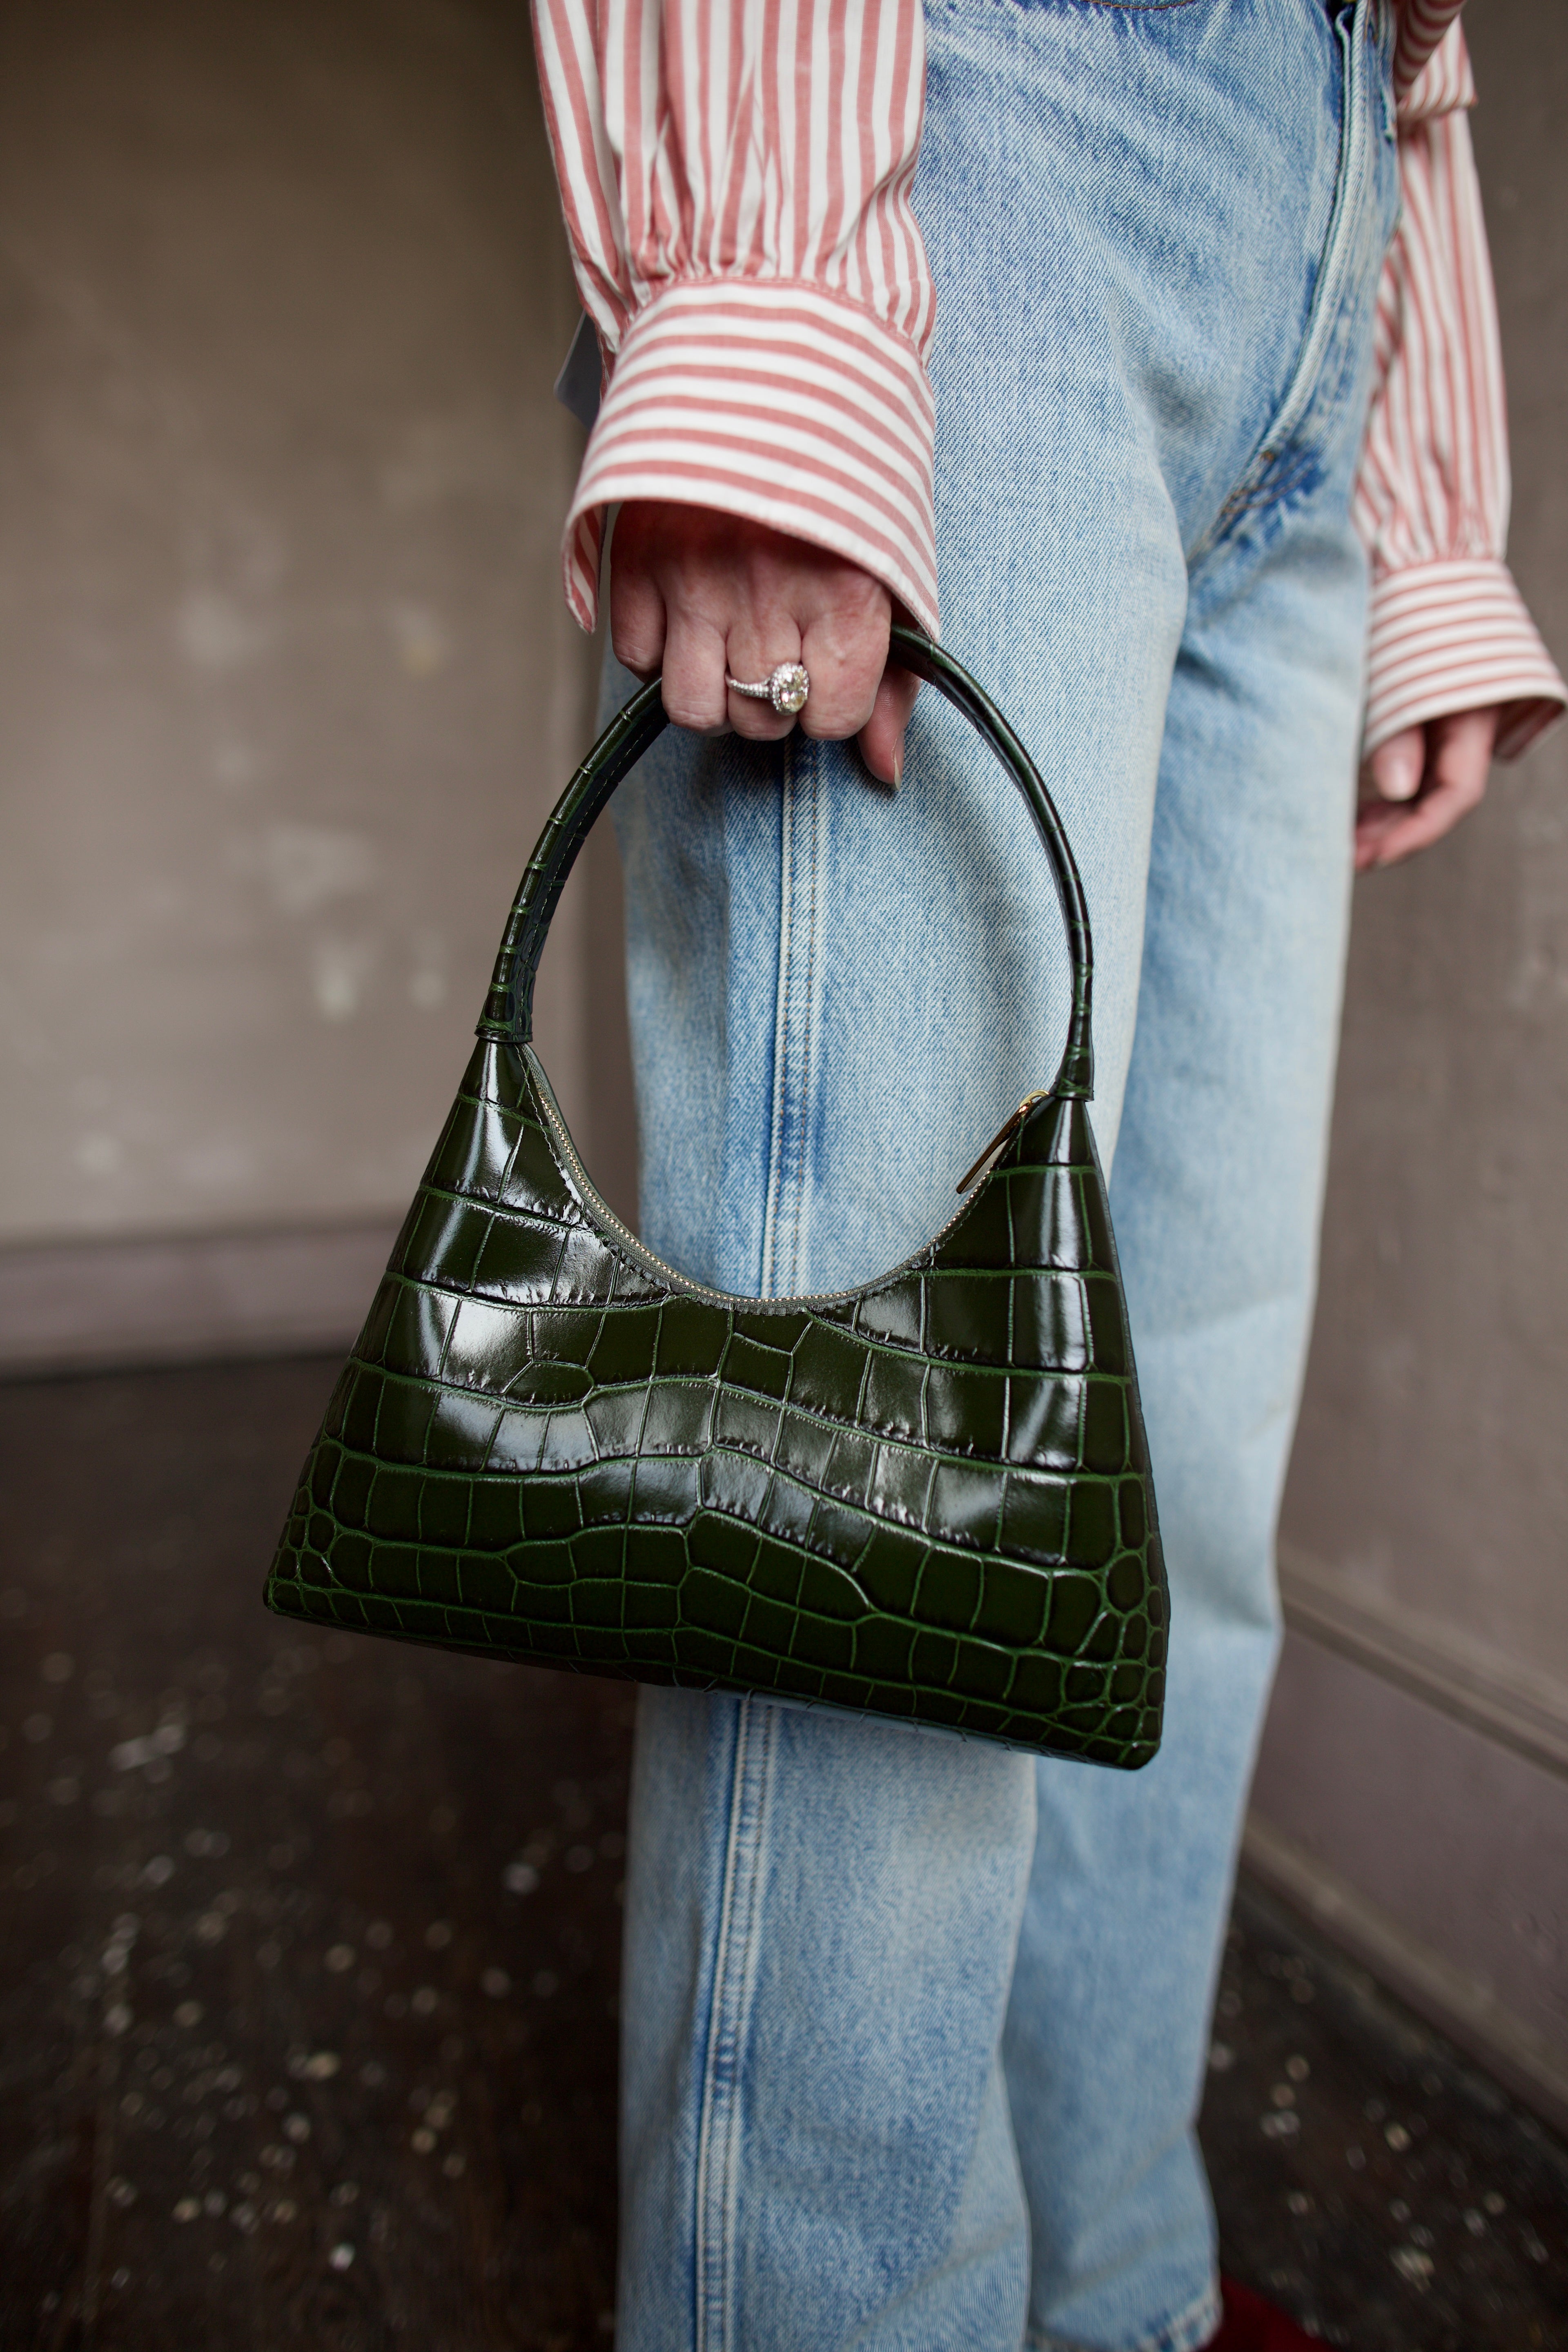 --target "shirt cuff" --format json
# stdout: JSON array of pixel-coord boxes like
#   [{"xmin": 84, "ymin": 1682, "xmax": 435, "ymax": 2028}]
[
  {"xmin": 1365, "ymin": 558, "xmax": 1568, "ymax": 763},
  {"xmin": 559, "ymin": 279, "xmax": 939, "ymax": 640}
]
